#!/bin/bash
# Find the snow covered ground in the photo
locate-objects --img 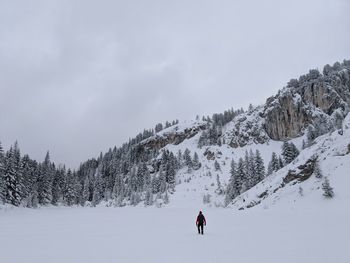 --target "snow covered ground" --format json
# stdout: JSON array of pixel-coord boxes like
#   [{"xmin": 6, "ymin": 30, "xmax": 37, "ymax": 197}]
[
  {"xmin": 2, "ymin": 85, "xmax": 350, "ymax": 263},
  {"xmin": 1, "ymin": 111, "xmax": 350, "ymax": 263},
  {"xmin": 1, "ymin": 204, "xmax": 349, "ymax": 263}
]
